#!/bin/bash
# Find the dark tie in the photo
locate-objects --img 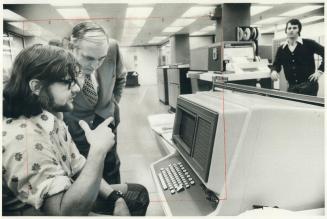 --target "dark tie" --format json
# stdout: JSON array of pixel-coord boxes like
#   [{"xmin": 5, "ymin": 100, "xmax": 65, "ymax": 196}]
[{"xmin": 82, "ymin": 75, "xmax": 98, "ymax": 105}]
